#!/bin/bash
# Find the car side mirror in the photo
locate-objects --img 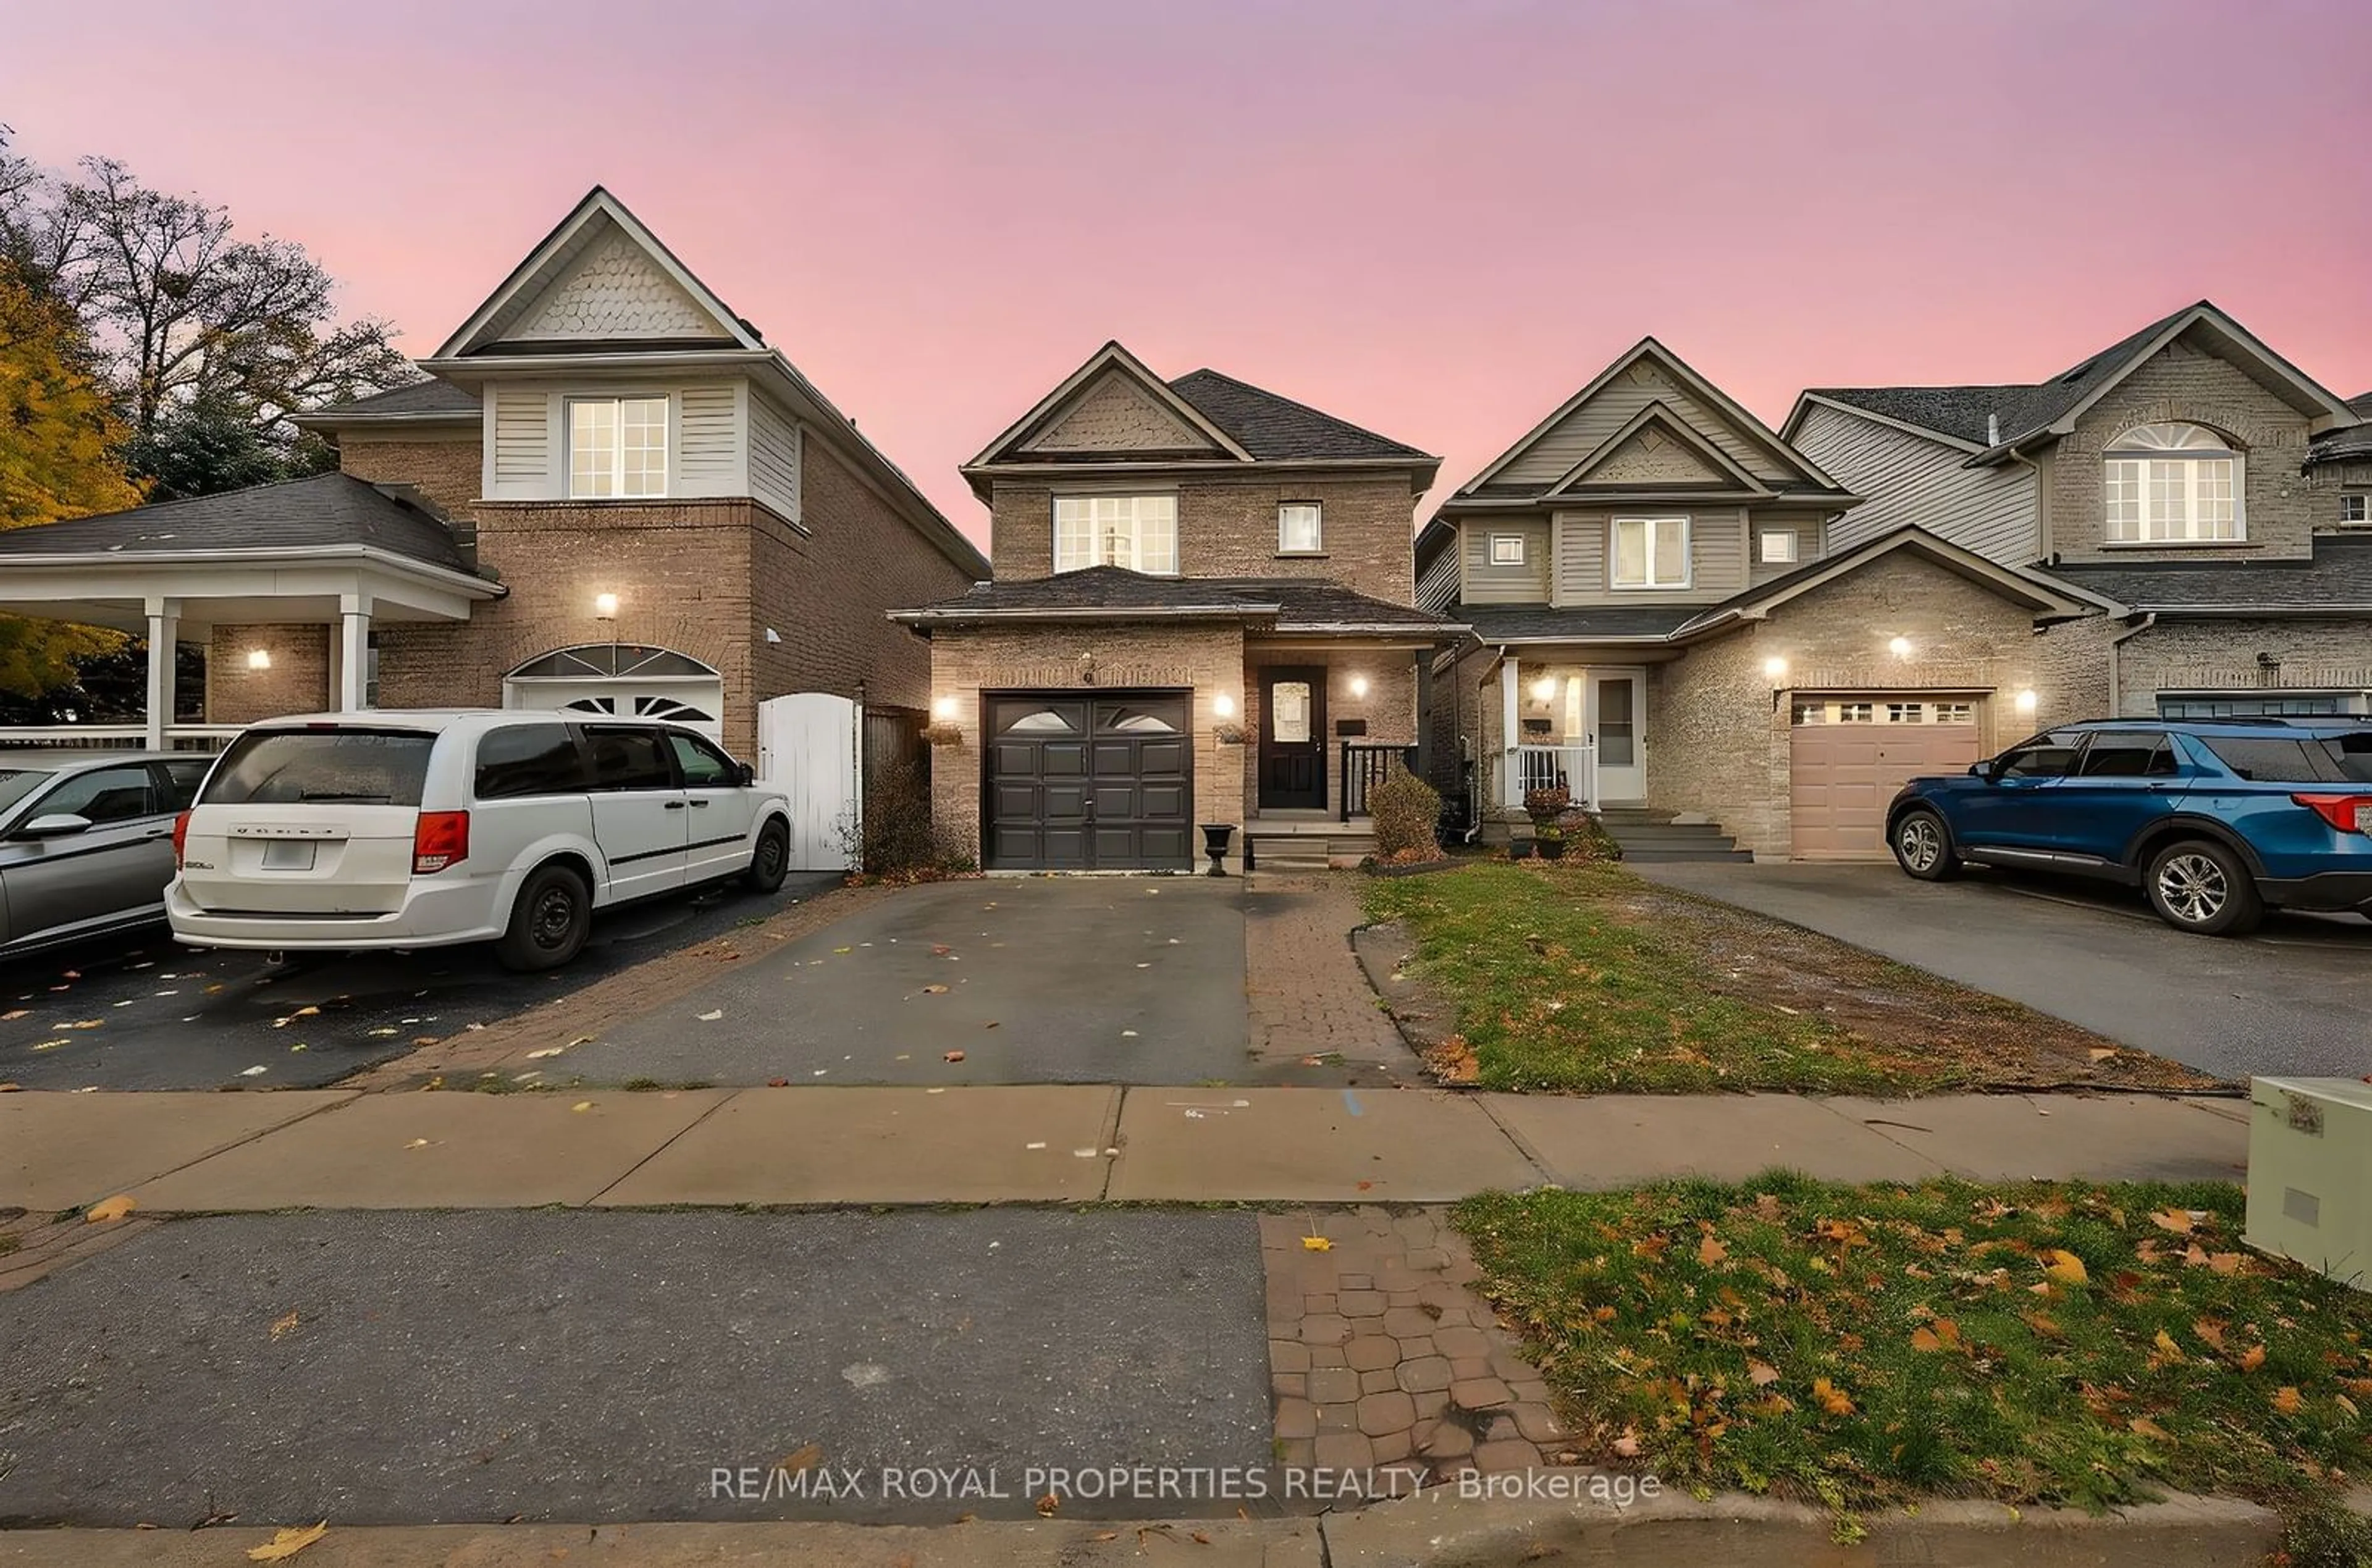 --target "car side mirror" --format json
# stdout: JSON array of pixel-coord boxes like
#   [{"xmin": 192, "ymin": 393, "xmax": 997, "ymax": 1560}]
[
  {"xmin": 1968, "ymin": 761, "xmax": 1991, "ymax": 780},
  {"xmin": 15, "ymin": 812, "xmax": 94, "ymax": 841},
  {"xmin": 735, "ymin": 762, "xmax": 757, "ymax": 787}
]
